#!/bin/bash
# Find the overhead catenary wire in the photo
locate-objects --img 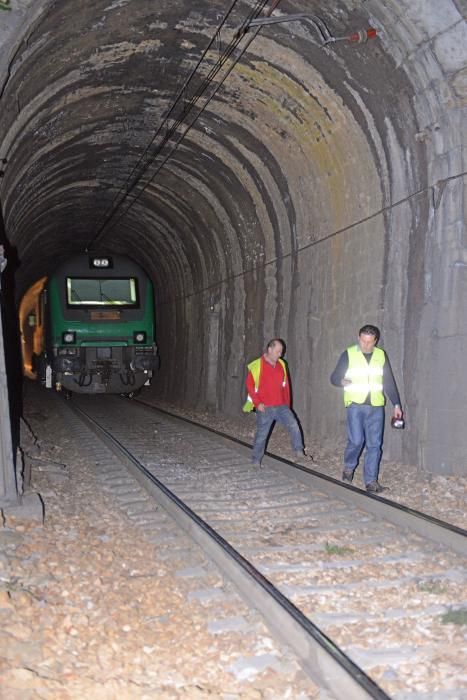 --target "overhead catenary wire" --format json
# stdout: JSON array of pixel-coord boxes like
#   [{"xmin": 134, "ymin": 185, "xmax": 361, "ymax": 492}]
[
  {"xmin": 86, "ymin": 0, "xmax": 282, "ymax": 252},
  {"xmin": 93, "ymin": 0, "xmax": 255, "ymax": 221},
  {"xmin": 91, "ymin": 26, "xmax": 263, "ymax": 240},
  {"xmin": 86, "ymin": 0, "xmax": 274, "ymax": 250}
]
